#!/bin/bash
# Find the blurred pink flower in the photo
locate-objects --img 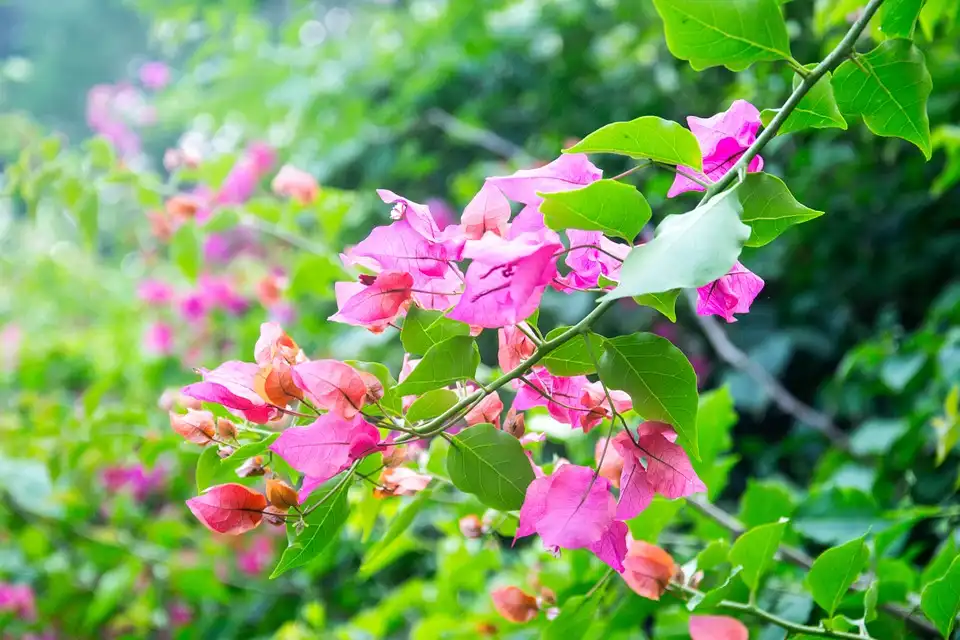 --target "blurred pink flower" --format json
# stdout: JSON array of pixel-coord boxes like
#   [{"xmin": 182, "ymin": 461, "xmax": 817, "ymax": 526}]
[
  {"xmin": 236, "ymin": 535, "xmax": 275, "ymax": 576},
  {"xmin": 198, "ymin": 275, "xmax": 248, "ymax": 316},
  {"xmin": 203, "ymin": 234, "xmax": 233, "ymax": 264},
  {"xmin": 138, "ymin": 279, "xmax": 175, "ymax": 306},
  {"xmin": 178, "ymin": 293, "xmax": 207, "ymax": 323},
  {"xmin": 426, "ymin": 197, "xmax": 456, "ymax": 230},
  {"xmin": 167, "ymin": 601, "xmax": 193, "ymax": 627},
  {"xmin": 144, "ymin": 321, "xmax": 174, "ymax": 356},
  {"xmin": 215, "ymin": 142, "xmax": 276, "ymax": 206},
  {"xmin": 139, "ymin": 61, "xmax": 171, "ymax": 90},
  {"xmin": 0, "ymin": 582, "xmax": 37, "ymax": 622},
  {"xmin": 102, "ymin": 464, "xmax": 168, "ymax": 502},
  {"xmin": 1, "ymin": 323, "xmax": 22, "ymax": 372}
]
